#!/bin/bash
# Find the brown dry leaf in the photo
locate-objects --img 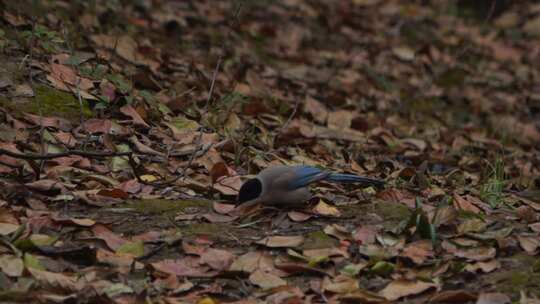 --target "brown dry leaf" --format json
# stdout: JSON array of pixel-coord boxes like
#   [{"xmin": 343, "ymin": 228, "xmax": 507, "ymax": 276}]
[
  {"xmin": 322, "ymin": 275, "xmax": 360, "ymax": 294},
  {"xmin": 83, "ymin": 119, "xmax": 112, "ymax": 134},
  {"xmin": 340, "ymin": 289, "xmax": 387, "ymax": 303},
  {"xmin": 52, "ymin": 216, "xmax": 95, "ymax": 227},
  {"xmin": 201, "ymin": 213, "xmax": 237, "ymax": 223},
  {"xmin": 97, "ymin": 188, "xmax": 130, "ymax": 199},
  {"xmin": 47, "ymin": 63, "xmax": 94, "ymax": 91},
  {"xmin": 120, "ymin": 105, "xmax": 149, "ymax": 127},
  {"xmin": 529, "ymin": 223, "xmax": 540, "ymax": 233},
  {"xmin": 393, "ymin": 46, "xmax": 415, "ymax": 61},
  {"xmin": 327, "ymin": 110, "xmax": 353, "ymax": 130},
  {"xmin": 209, "ymin": 162, "xmax": 230, "ymax": 183},
  {"xmin": 323, "ymin": 224, "xmax": 350, "ymax": 240},
  {"xmin": 25, "ymin": 179, "xmax": 65, "ymax": 192},
  {"xmin": 117, "ymin": 179, "xmax": 142, "ymax": 194},
  {"xmin": 92, "ymin": 224, "xmax": 128, "ymax": 251},
  {"xmin": 401, "ymin": 240, "xmax": 433, "ymax": 264},
  {"xmin": 353, "ymin": 225, "xmax": 378, "ymax": 245},
  {"xmin": 200, "ymin": 248, "xmax": 235, "ymax": 271},
  {"xmin": 287, "ymin": 211, "xmax": 312, "ymax": 222},
  {"xmin": 477, "ymin": 292, "xmax": 511, "ymax": 304},
  {"xmin": 0, "ymin": 255, "xmax": 24, "ymax": 277},
  {"xmin": 517, "ymin": 235, "xmax": 540, "ymax": 254},
  {"xmin": 213, "ymin": 175, "xmax": 243, "ymax": 196},
  {"xmin": 430, "ymin": 290, "xmax": 477, "ymax": 303},
  {"xmin": 213, "ymin": 202, "xmax": 236, "ymax": 214},
  {"xmin": 249, "ymin": 270, "xmax": 287, "ymax": 290},
  {"xmin": 454, "ymin": 246, "xmax": 496, "ymax": 261},
  {"xmin": 91, "ymin": 35, "xmax": 159, "ymax": 71},
  {"xmin": 257, "ymin": 235, "xmax": 305, "ymax": 248},
  {"xmin": 464, "ymin": 259, "xmax": 500, "ymax": 273},
  {"xmin": 151, "ymin": 257, "xmax": 218, "ymax": 277},
  {"xmin": 229, "ymin": 251, "xmax": 276, "ymax": 273},
  {"xmin": 379, "ymin": 280, "xmax": 438, "ymax": 301},
  {"xmin": 312, "ymin": 200, "xmax": 341, "ymax": 217},
  {"xmin": 24, "ymin": 114, "xmax": 71, "ymax": 130},
  {"xmin": 304, "ymin": 96, "xmax": 328, "ymax": 124},
  {"xmin": 28, "ymin": 268, "xmax": 79, "ymax": 292},
  {"xmin": 453, "ymin": 193, "xmax": 481, "ymax": 214},
  {"xmin": 96, "ymin": 248, "xmax": 140, "ymax": 271},
  {"xmin": 13, "ymin": 83, "xmax": 34, "ymax": 97},
  {"xmin": 303, "ymin": 247, "xmax": 349, "ymax": 259},
  {"xmin": 129, "ymin": 136, "xmax": 163, "ymax": 156},
  {"xmin": 0, "ymin": 223, "xmax": 20, "ymax": 235},
  {"xmin": 401, "ymin": 138, "xmax": 427, "ymax": 151}
]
